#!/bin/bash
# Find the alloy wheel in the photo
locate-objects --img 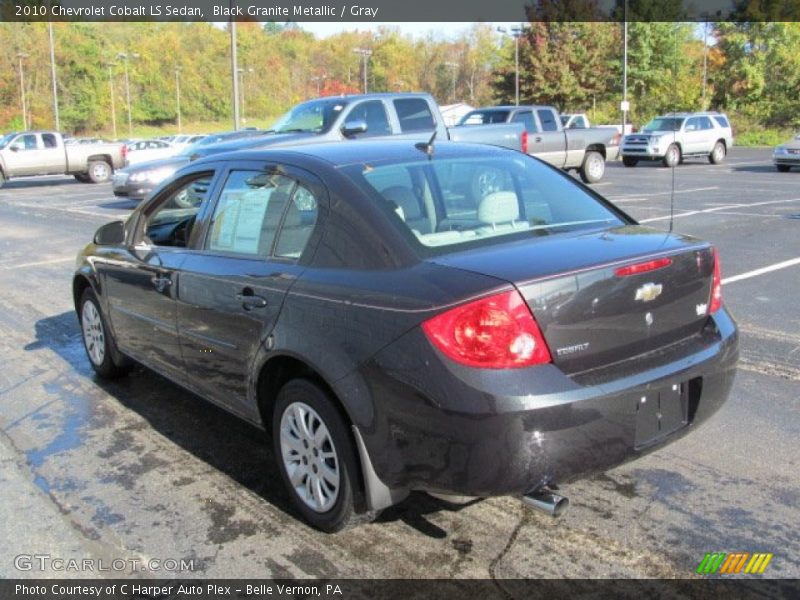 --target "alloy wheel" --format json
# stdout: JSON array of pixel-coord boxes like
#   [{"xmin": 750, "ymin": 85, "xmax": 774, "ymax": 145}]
[{"xmin": 81, "ymin": 300, "xmax": 106, "ymax": 366}]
